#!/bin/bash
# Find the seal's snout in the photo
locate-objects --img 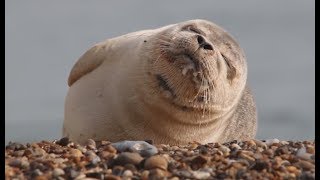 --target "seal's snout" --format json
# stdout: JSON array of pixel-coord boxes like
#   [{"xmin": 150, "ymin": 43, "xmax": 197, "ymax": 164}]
[{"xmin": 196, "ymin": 35, "xmax": 213, "ymax": 51}]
